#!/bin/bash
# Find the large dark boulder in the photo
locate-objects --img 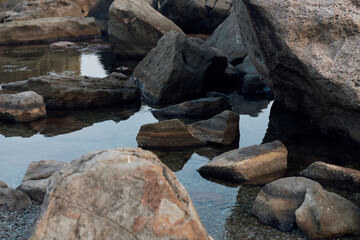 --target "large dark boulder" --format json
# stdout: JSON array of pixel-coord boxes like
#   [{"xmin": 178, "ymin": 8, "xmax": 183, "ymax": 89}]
[
  {"xmin": 234, "ymin": 0, "xmax": 360, "ymax": 143},
  {"xmin": 133, "ymin": 31, "xmax": 227, "ymax": 105}
]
